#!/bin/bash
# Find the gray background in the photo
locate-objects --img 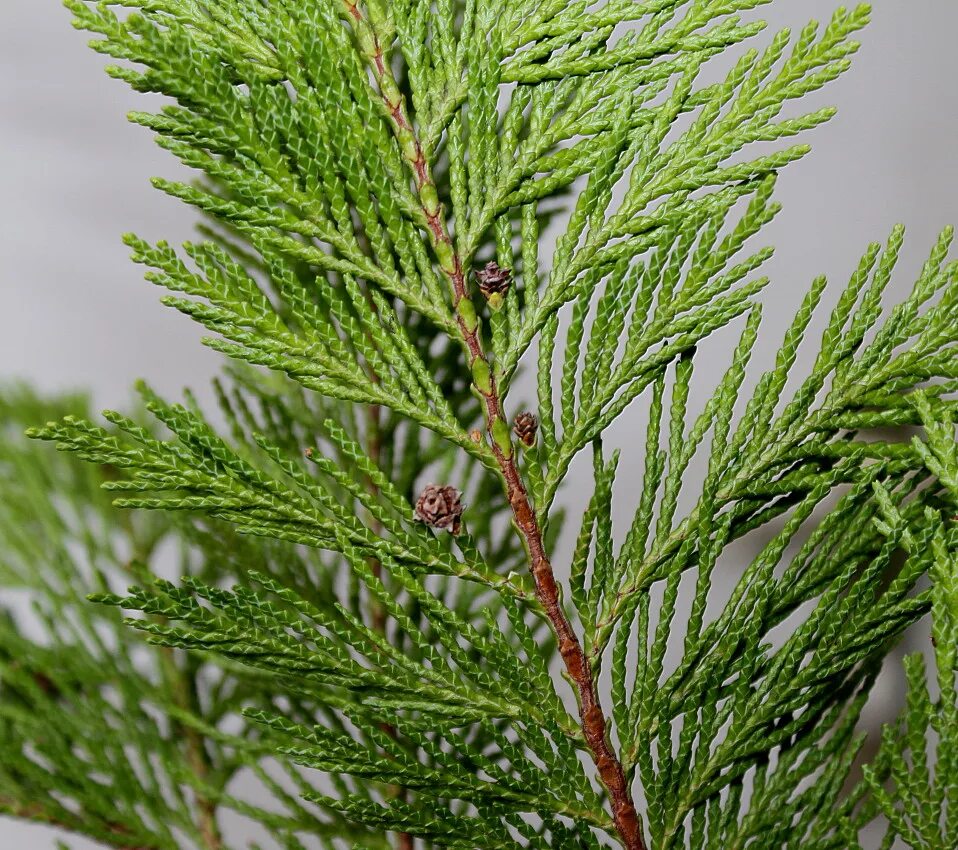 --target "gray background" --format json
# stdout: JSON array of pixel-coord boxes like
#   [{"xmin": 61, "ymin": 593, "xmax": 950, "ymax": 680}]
[{"xmin": 2, "ymin": 1, "xmax": 956, "ymax": 847}]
